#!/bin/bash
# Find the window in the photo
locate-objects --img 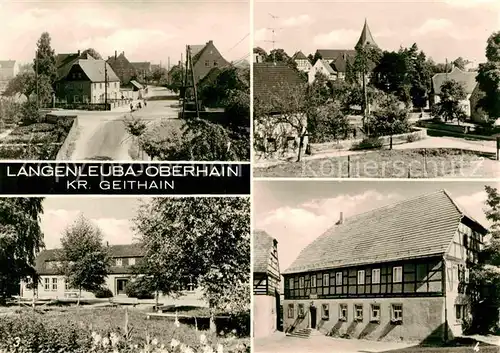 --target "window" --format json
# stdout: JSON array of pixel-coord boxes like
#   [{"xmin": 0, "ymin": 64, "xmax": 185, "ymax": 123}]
[
  {"xmin": 322, "ymin": 304, "xmax": 329, "ymax": 320},
  {"xmin": 393, "ymin": 266, "xmax": 402, "ymax": 283},
  {"xmin": 83, "ymin": 95, "xmax": 88, "ymax": 103},
  {"xmin": 372, "ymin": 269, "xmax": 380, "ymax": 284},
  {"xmin": 100, "ymin": 83, "xmax": 102, "ymax": 89},
  {"xmin": 213, "ymin": 61, "xmax": 218, "ymax": 67},
  {"xmin": 44, "ymin": 278, "xmax": 50, "ymax": 291},
  {"xmin": 455, "ymin": 304, "xmax": 466, "ymax": 321},
  {"xmin": 52, "ymin": 278, "xmax": 58, "ymax": 291},
  {"xmin": 357, "ymin": 270, "xmax": 365, "ymax": 285},
  {"xmin": 298, "ymin": 304, "xmax": 305, "ymax": 318},
  {"xmin": 371, "ymin": 304, "xmax": 381, "ymax": 322},
  {"xmin": 73, "ymin": 95, "xmax": 80, "ymax": 103},
  {"xmin": 354, "ymin": 304, "xmax": 363, "ymax": 321},
  {"xmin": 289, "ymin": 277, "xmax": 294, "ymax": 290},
  {"xmin": 339, "ymin": 304, "xmax": 348, "ymax": 321},
  {"xmin": 323, "ymin": 273, "xmax": 329, "ymax": 286},
  {"xmin": 115, "ymin": 258, "xmax": 123, "ymax": 266},
  {"xmin": 205, "ymin": 60, "xmax": 210, "ymax": 67},
  {"xmin": 115, "ymin": 82, "xmax": 118, "ymax": 88},
  {"xmin": 287, "ymin": 304, "xmax": 294, "ymax": 318},
  {"xmin": 311, "ymin": 275, "xmax": 316, "ymax": 288},
  {"xmin": 129, "ymin": 258, "xmax": 136, "ymax": 266},
  {"xmin": 299, "ymin": 277, "xmax": 304, "ymax": 289},
  {"xmin": 391, "ymin": 304, "xmax": 403, "ymax": 322},
  {"xmin": 336, "ymin": 272, "xmax": 342, "ymax": 285}
]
